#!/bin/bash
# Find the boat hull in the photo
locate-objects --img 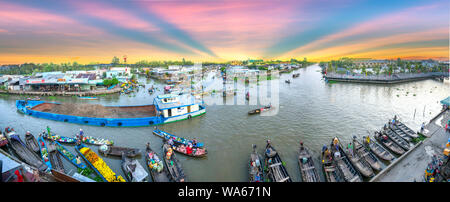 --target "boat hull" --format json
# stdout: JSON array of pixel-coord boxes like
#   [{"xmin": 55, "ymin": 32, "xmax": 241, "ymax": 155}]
[{"xmin": 16, "ymin": 100, "xmax": 205, "ymax": 127}]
